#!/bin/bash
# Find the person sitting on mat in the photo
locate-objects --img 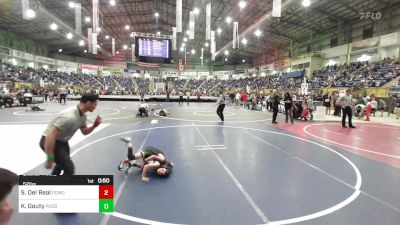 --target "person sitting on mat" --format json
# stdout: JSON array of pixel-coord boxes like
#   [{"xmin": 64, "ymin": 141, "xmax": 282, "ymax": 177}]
[
  {"xmin": 137, "ymin": 102, "xmax": 149, "ymax": 117},
  {"xmin": 117, "ymin": 137, "xmax": 173, "ymax": 182}
]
